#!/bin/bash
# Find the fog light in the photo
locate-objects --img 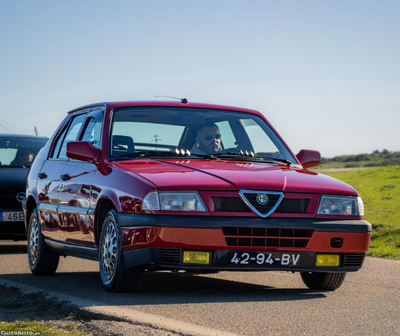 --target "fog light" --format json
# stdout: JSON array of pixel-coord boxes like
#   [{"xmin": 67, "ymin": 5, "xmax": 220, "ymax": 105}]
[
  {"xmin": 316, "ymin": 254, "xmax": 340, "ymax": 267},
  {"xmin": 330, "ymin": 238, "xmax": 343, "ymax": 248},
  {"xmin": 183, "ymin": 251, "xmax": 210, "ymax": 264}
]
